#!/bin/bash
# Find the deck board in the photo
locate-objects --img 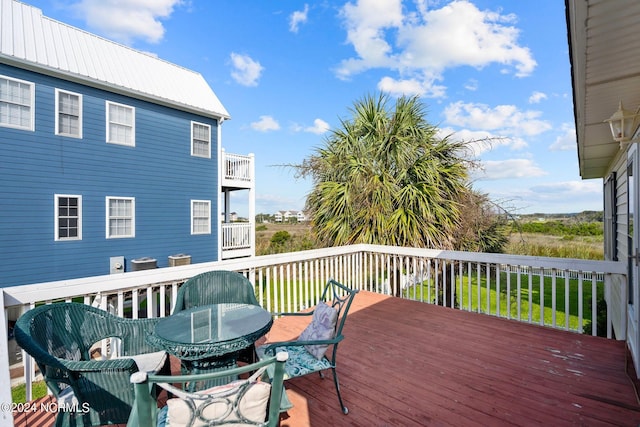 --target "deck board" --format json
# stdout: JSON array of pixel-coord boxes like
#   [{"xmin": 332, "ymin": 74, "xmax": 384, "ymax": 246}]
[{"xmin": 13, "ymin": 291, "xmax": 640, "ymax": 426}]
